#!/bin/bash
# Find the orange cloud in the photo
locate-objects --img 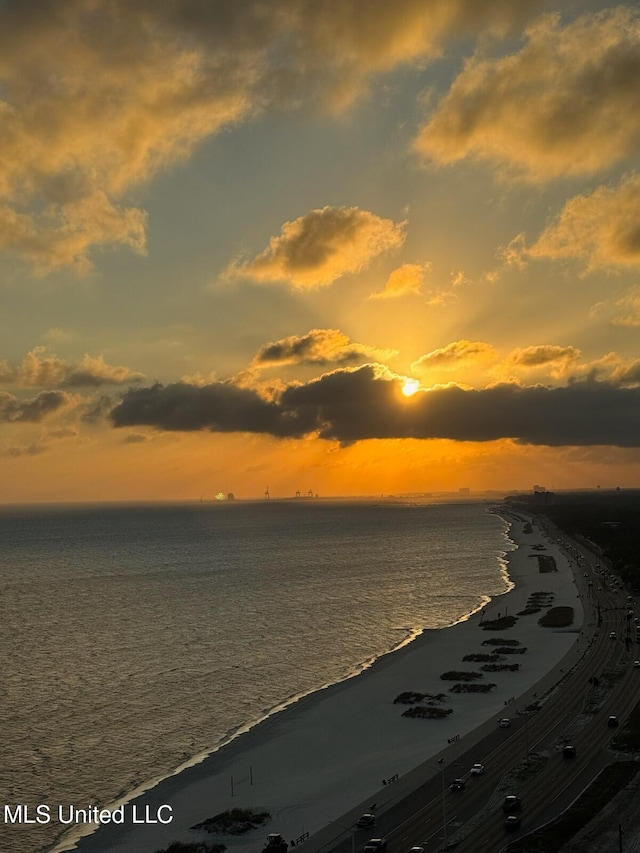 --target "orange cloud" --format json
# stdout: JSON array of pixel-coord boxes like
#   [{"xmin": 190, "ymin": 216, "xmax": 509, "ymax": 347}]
[
  {"xmin": 505, "ymin": 345, "xmax": 581, "ymax": 377},
  {"xmin": 411, "ymin": 339, "xmax": 496, "ymax": 372},
  {"xmin": 415, "ymin": 8, "xmax": 640, "ymax": 181},
  {"xmin": 252, "ymin": 328, "xmax": 396, "ymax": 367},
  {"xmin": 0, "ymin": 0, "xmax": 540, "ymax": 272},
  {"xmin": 0, "ymin": 348, "xmax": 144, "ymax": 388},
  {"xmin": 0, "ymin": 390, "xmax": 71, "ymax": 422},
  {"xmin": 370, "ymin": 262, "xmax": 430, "ymax": 299},
  {"xmin": 611, "ymin": 286, "xmax": 640, "ymax": 327},
  {"xmin": 225, "ymin": 207, "xmax": 406, "ymax": 288},
  {"xmin": 527, "ymin": 175, "xmax": 640, "ymax": 271}
]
